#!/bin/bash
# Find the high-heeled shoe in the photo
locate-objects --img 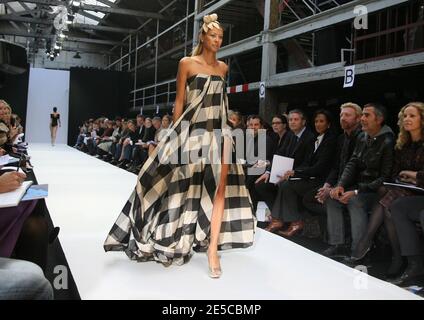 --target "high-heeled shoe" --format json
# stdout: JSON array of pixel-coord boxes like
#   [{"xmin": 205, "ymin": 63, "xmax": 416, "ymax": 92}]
[
  {"xmin": 207, "ymin": 251, "xmax": 222, "ymax": 279},
  {"xmin": 351, "ymin": 238, "xmax": 372, "ymax": 261}
]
